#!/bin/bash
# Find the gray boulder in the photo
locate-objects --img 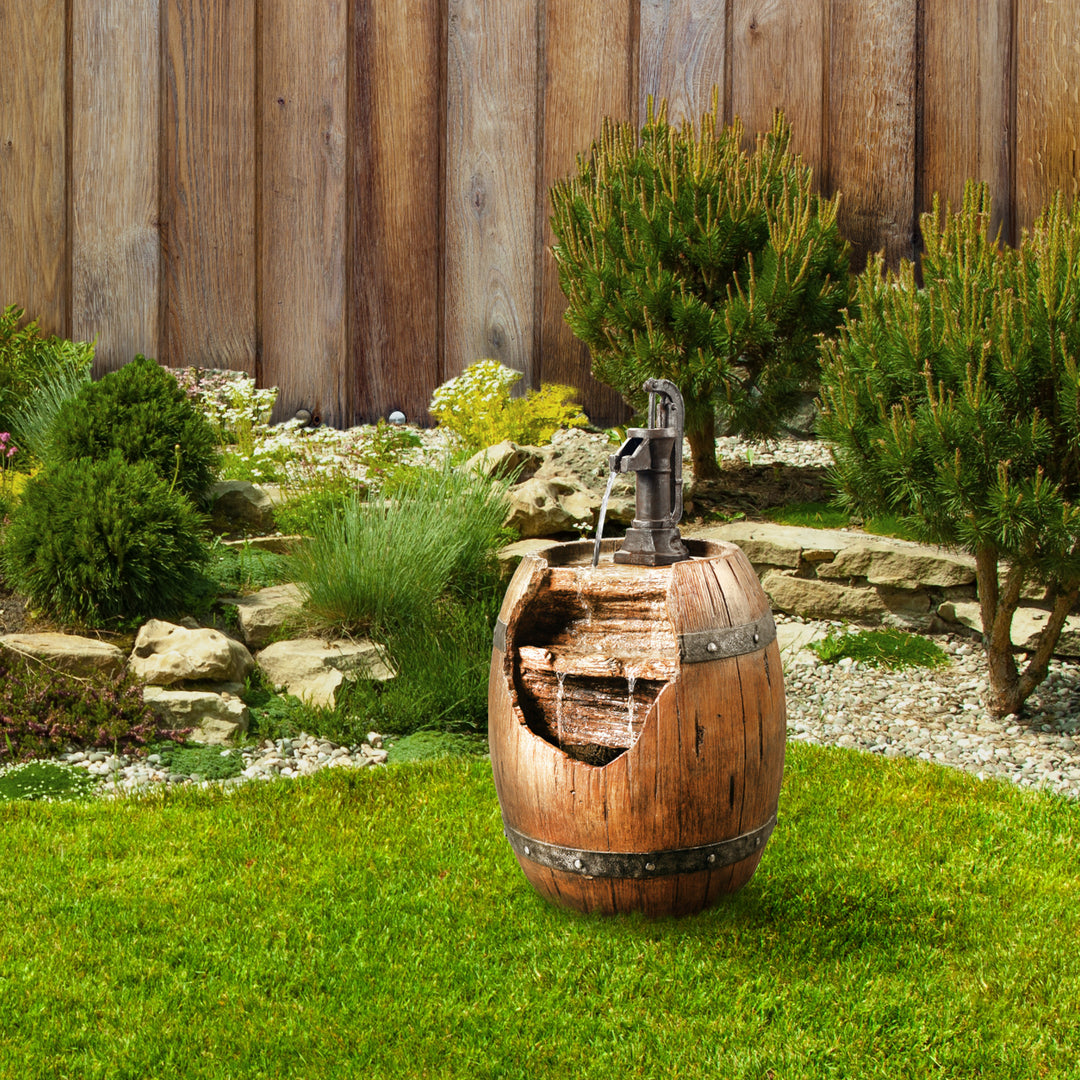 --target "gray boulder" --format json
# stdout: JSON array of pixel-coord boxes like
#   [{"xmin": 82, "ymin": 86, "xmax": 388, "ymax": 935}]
[
  {"xmin": 464, "ymin": 441, "xmax": 543, "ymax": 481},
  {"xmin": 209, "ymin": 480, "xmax": 281, "ymax": 534},
  {"xmin": 142, "ymin": 686, "xmax": 250, "ymax": 744},
  {"xmin": 221, "ymin": 583, "xmax": 305, "ymax": 648}
]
